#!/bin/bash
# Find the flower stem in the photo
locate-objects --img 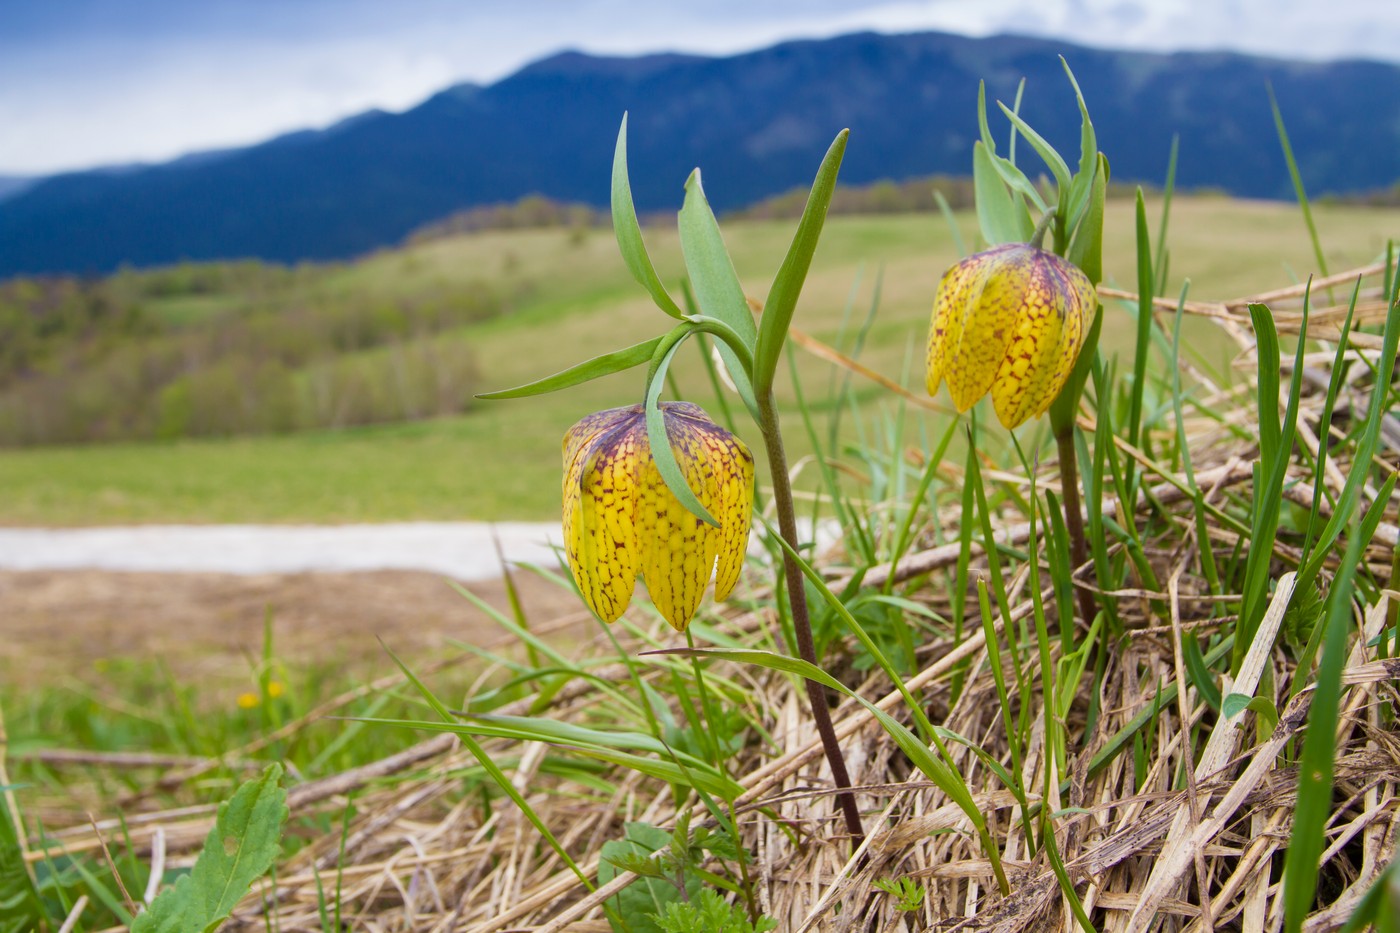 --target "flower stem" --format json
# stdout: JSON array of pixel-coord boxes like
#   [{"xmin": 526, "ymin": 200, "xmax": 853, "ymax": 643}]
[
  {"xmin": 1054, "ymin": 424, "xmax": 1097, "ymax": 626},
  {"xmin": 756, "ymin": 390, "xmax": 865, "ymax": 847}
]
